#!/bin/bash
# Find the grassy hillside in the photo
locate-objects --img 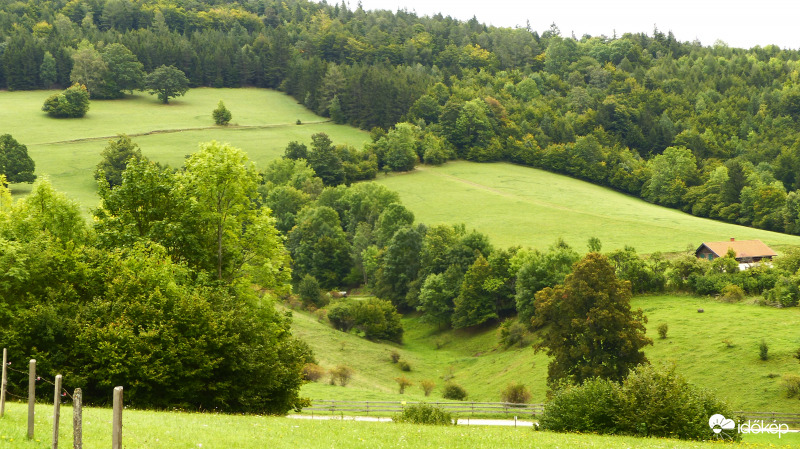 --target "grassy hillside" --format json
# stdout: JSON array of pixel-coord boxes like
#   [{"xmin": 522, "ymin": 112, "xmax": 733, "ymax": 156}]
[
  {"xmin": 1, "ymin": 88, "xmax": 369, "ymax": 209},
  {"xmin": 375, "ymin": 161, "xmax": 800, "ymax": 254},
  {"xmin": 292, "ymin": 295, "xmax": 800, "ymax": 413},
  {"xmin": 2, "ymin": 402, "xmax": 795, "ymax": 449}
]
